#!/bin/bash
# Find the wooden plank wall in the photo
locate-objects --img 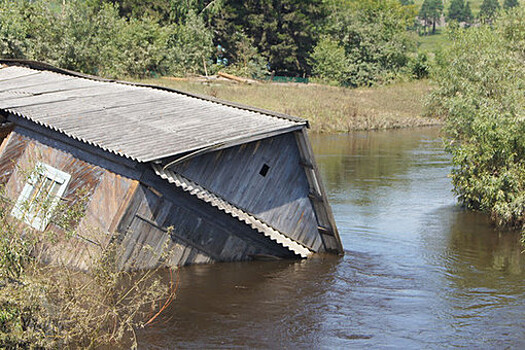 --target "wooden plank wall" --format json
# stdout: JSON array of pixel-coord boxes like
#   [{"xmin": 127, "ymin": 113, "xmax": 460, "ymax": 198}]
[
  {"xmin": 116, "ymin": 183, "xmax": 296, "ymax": 270},
  {"xmin": 0, "ymin": 132, "xmax": 27, "ymax": 185},
  {"xmin": 170, "ymin": 133, "xmax": 323, "ymax": 251},
  {"xmin": 0, "ymin": 128, "xmax": 136, "ymax": 270}
]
